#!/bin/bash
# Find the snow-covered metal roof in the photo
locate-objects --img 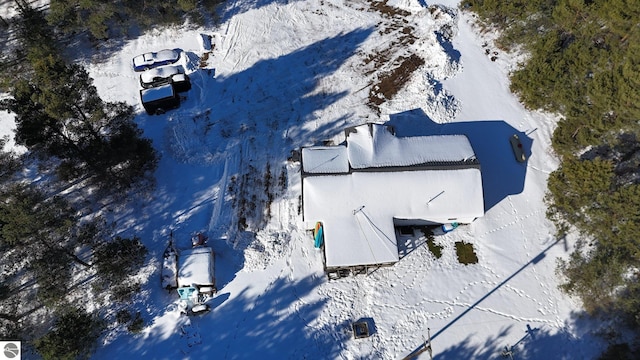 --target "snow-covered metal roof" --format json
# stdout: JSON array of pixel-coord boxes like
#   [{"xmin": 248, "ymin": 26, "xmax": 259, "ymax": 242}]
[
  {"xmin": 302, "ymin": 123, "xmax": 484, "ymax": 269},
  {"xmin": 304, "ymin": 169, "xmax": 484, "ymax": 268},
  {"xmin": 140, "ymin": 84, "xmax": 175, "ymax": 103},
  {"xmin": 302, "ymin": 146, "xmax": 349, "ymax": 174},
  {"xmin": 177, "ymin": 247, "xmax": 215, "ymax": 287},
  {"xmin": 346, "ymin": 123, "xmax": 476, "ymax": 169}
]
